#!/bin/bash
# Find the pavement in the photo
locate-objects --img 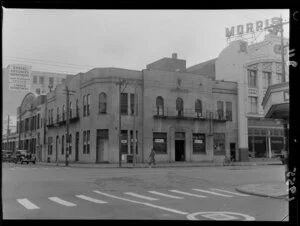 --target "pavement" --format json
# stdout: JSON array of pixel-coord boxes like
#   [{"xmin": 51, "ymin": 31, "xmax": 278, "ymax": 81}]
[{"xmin": 34, "ymin": 160, "xmax": 288, "ymax": 200}]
